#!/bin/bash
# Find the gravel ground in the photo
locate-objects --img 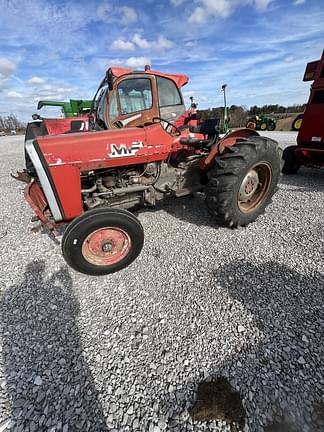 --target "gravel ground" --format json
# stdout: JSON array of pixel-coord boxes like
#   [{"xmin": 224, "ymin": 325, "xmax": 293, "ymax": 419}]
[{"xmin": 0, "ymin": 132, "xmax": 323, "ymax": 432}]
